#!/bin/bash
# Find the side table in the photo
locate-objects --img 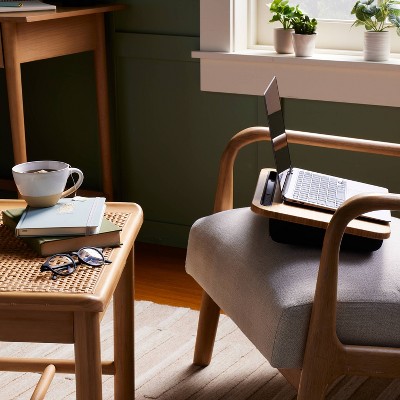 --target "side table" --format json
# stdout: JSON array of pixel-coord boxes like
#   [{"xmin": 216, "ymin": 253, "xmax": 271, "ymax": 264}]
[
  {"xmin": 0, "ymin": 5, "xmax": 125, "ymax": 200},
  {"xmin": 0, "ymin": 199, "xmax": 143, "ymax": 399}
]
